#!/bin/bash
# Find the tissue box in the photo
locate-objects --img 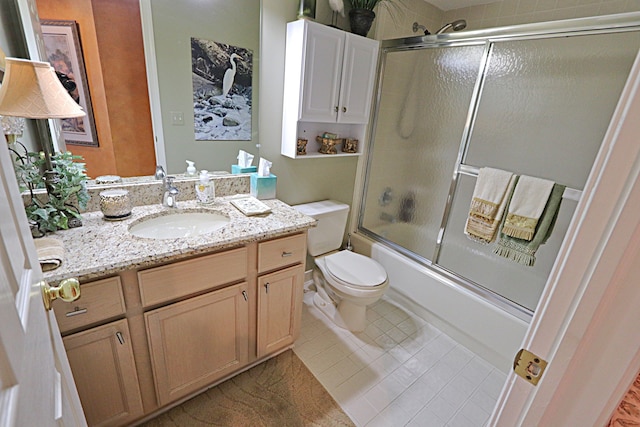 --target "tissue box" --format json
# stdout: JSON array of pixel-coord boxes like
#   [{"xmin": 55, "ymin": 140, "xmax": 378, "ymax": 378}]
[
  {"xmin": 231, "ymin": 165, "xmax": 257, "ymax": 174},
  {"xmin": 250, "ymin": 173, "xmax": 277, "ymax": 199}
]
